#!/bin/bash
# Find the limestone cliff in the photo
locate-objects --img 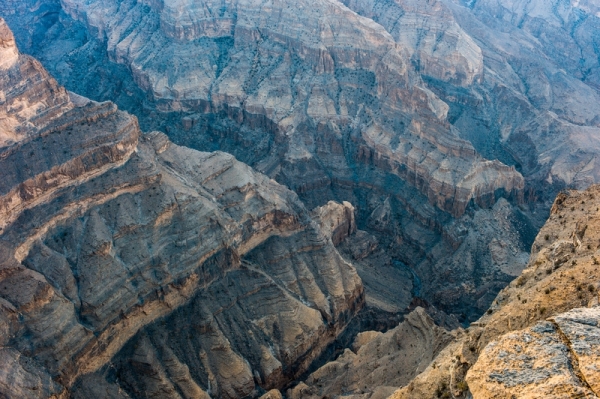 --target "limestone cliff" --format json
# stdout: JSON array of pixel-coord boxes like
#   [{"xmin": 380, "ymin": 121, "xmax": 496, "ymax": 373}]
[
  {"xmin": 1, "ymin": 0, "xmax": 539, "ymax": 323},
  {"xmin": 51, "ymin": 0, "xmax": 524, "ymax": 218},
  {"xmin": 0, "ymin": 19, "xmax": 363, "ymax": 398}
]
